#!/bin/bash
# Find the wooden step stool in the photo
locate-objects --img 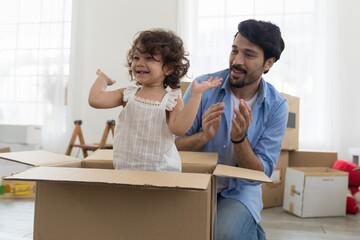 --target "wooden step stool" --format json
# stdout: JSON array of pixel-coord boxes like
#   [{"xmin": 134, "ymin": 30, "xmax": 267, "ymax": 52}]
[{"xmin": 66, "ymin": 120, "xmax": 115, "ymax": 157}]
